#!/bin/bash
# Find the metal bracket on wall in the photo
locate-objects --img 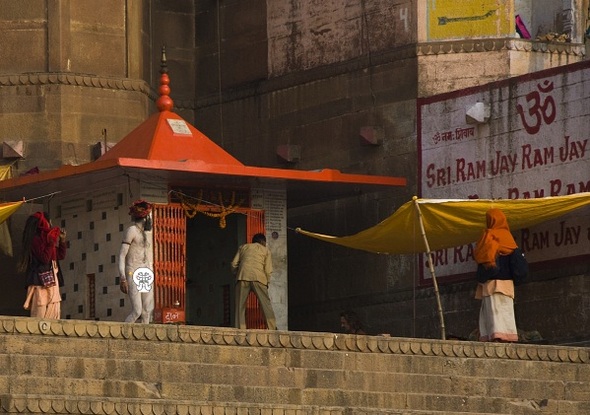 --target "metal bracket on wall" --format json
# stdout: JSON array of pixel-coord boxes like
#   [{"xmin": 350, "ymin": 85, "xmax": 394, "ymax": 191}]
[{"xmin": 360, "ymin": 126, "xmax": 383, "ymax": 146}]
